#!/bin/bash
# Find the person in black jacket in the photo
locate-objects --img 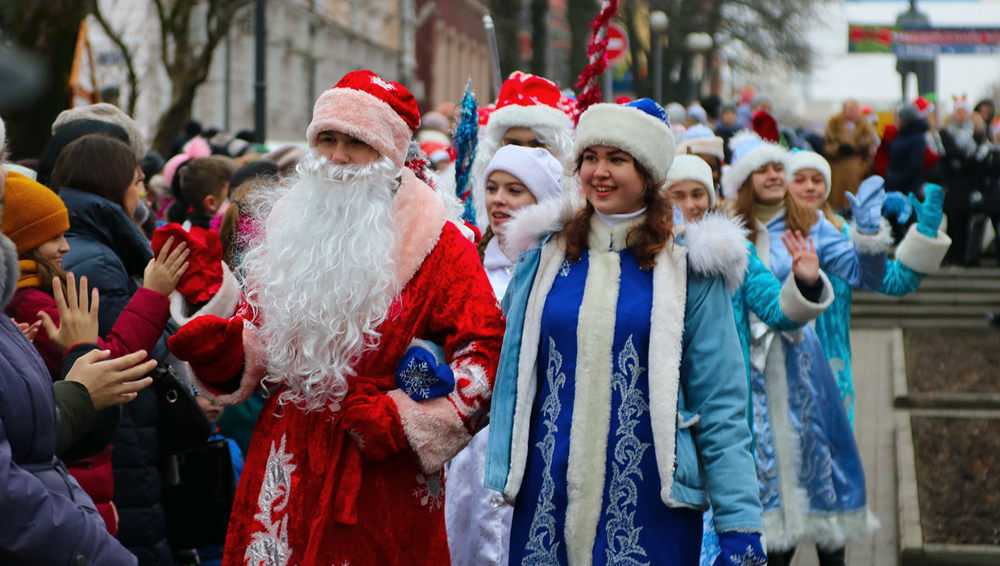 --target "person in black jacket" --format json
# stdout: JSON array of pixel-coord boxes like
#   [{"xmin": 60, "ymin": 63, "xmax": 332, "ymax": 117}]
[
  {"xmin": 886, "ymin": 104, "xmax": 928, "ymax": 196},
  {"xmin": 51, "ymin": 134, "xmax": 178, "ymax": 565}
]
